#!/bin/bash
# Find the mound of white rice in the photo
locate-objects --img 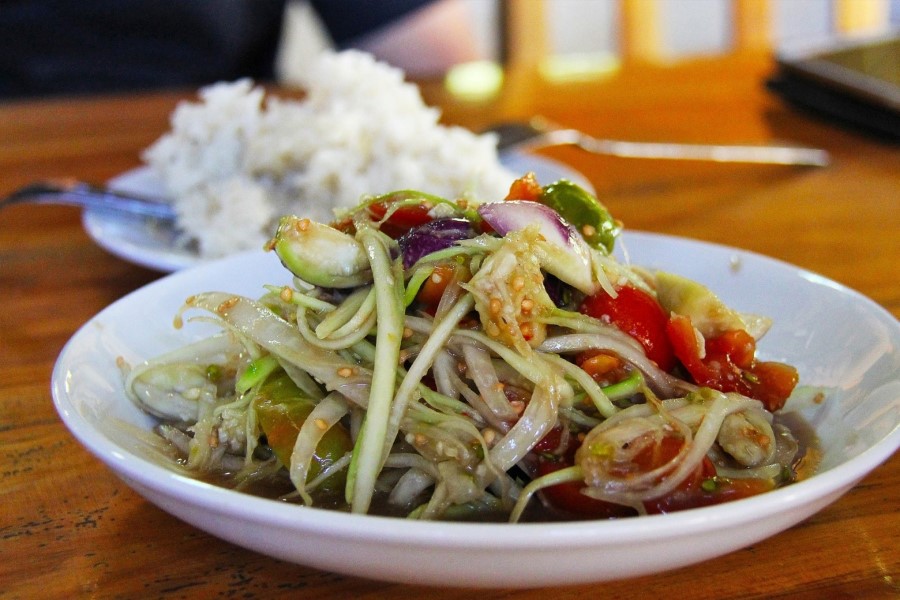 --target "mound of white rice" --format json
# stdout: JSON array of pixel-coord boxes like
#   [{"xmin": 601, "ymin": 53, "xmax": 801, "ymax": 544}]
[{"xmin": 143, "ymin": 50, "xmax": 514, "ymax": 258}]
